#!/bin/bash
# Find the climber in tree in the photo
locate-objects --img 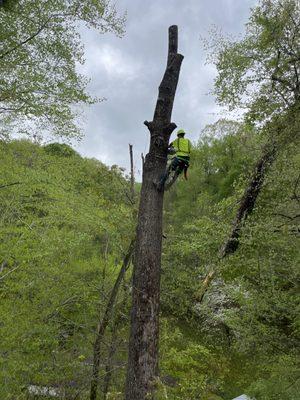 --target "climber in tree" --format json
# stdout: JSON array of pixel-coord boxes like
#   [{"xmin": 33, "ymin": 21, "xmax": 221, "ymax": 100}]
[
  {"xmin": 169, "ymin": 129, "xmax": 192, "ymax": 174},
  {"xmin": 158, "ymin": 129, "xmax": 192, "ymax": 190}
]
